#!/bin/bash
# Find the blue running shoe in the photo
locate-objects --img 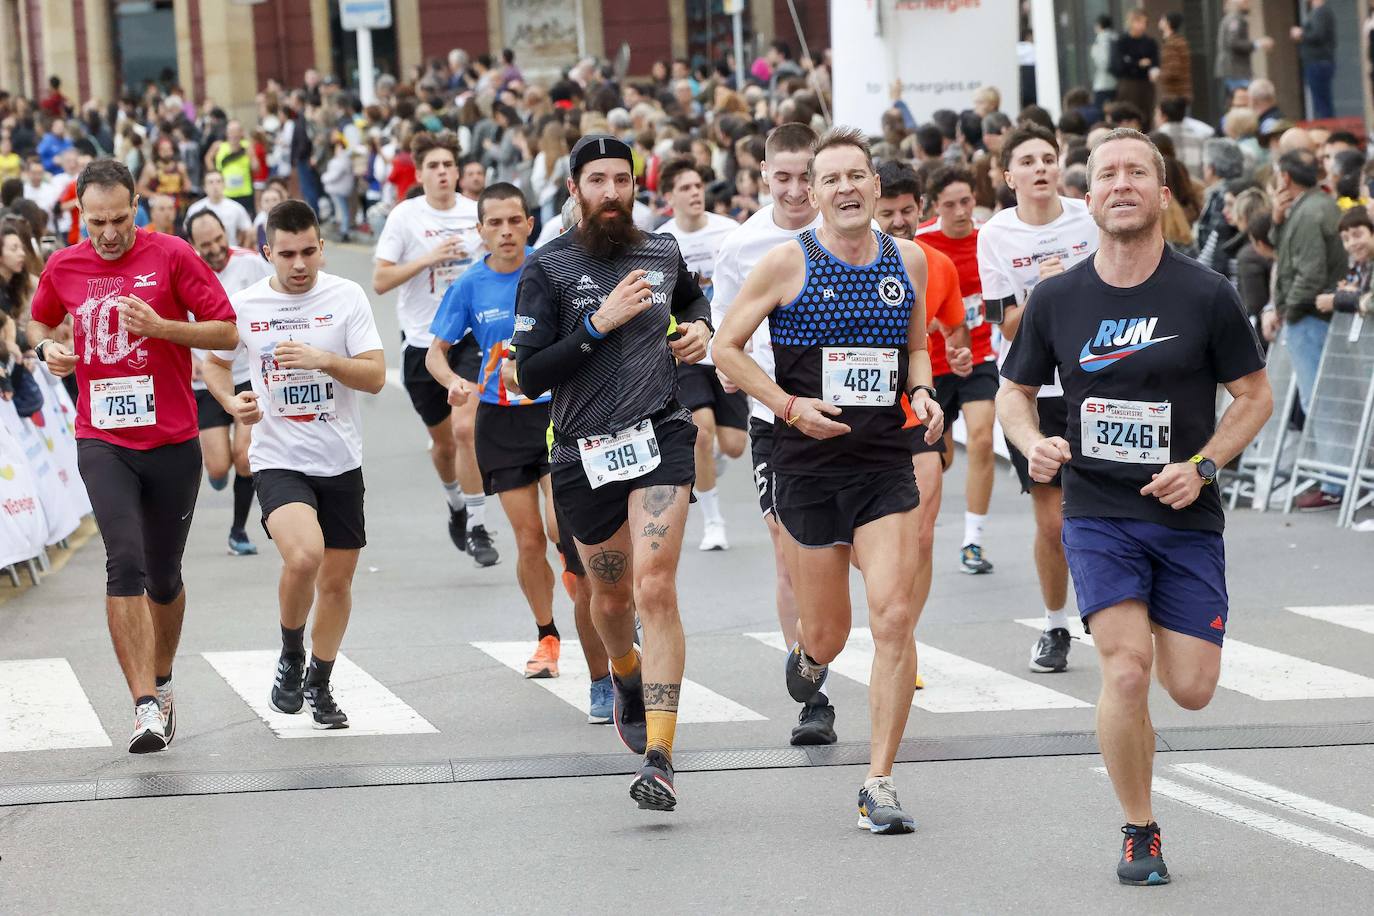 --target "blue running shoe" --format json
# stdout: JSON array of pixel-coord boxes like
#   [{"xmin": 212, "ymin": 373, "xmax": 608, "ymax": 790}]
[
  {"xmin": 588, "ymin": 675, "xmax": 613, "ymax": 724},
  {"xmin": 227, "ymin": 529, "xmax": 258, "ymax": 556},
  {"xmin": 785, "ymin": 643, "xmax": 828, "ymax": 703},
  {"xmin": 959, "ymin": 543, "xmax": 993, "ymax": 574},
  {"xmin": 1118, "ymin": 823, "xmax": 1170, "ymax": 885},
  {"xmin": 857, "ymin": 777, "xmax": 915, "ymax": 835}
]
